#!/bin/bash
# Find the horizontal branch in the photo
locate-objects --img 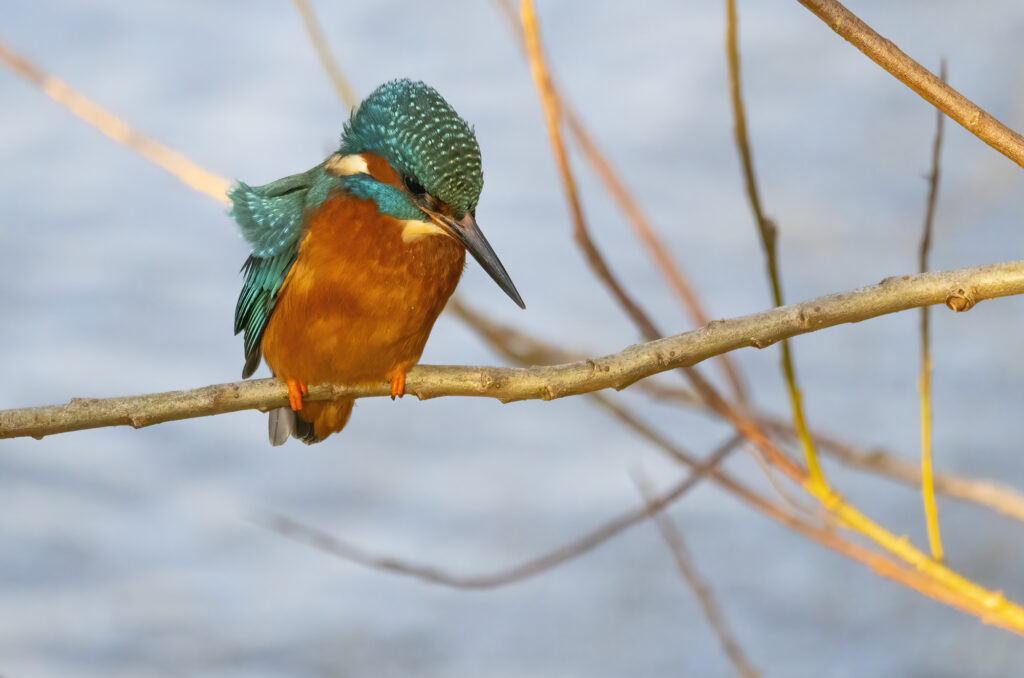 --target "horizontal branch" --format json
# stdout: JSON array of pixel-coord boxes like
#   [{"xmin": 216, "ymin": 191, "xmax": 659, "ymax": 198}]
[{"xmin": 3, "ymin": 260, "xmax": 1023, "ymax": 441}]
